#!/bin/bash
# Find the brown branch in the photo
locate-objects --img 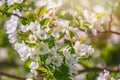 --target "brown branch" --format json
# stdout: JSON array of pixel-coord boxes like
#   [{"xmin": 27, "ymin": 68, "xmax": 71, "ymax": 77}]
[
  {"xmin": 0, "ymin": 71, "xmax": 27, "ymax": 80},
  {"xmin": 0, "ymin": 61, "xmax": 18, "ymax": 67},
  {"xmin": 0, "ymin": 70, "xmax": 44, "ymax": 80},
  {"xmin": 106, "ymin": 7, "xmax": 120, "ymax": 35},
  {"xmin": 77, "ymin": 26, "xmax": 120, "ymax": 36},
  {"xmin": 78, "ymin": 66, "xmax": 120, "ymax": 75},
  {"xmin": 106, "ymin": 30, "xmax": 120, "ymax": 35},
  {"xmin": 0, "ymin": 9, "xmax": 25, "ymax": 19}
]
